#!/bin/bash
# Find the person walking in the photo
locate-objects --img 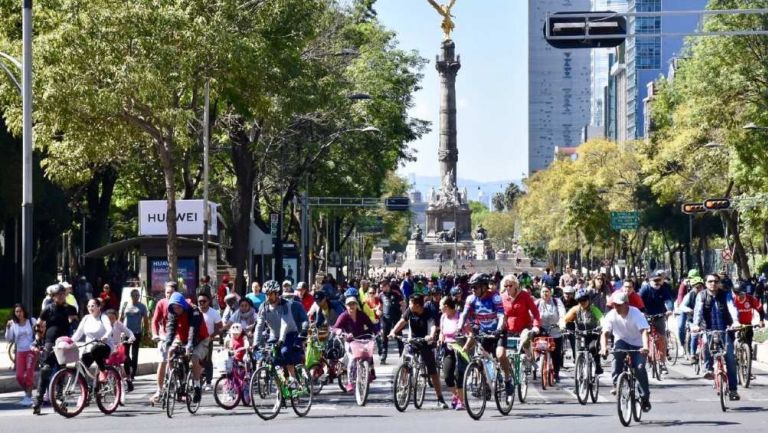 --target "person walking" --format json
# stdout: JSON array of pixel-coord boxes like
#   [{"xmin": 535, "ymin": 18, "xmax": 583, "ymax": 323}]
[
  {"xmin": 5, "ymin": 304, "xmax": 37, "ymax": 406},
  {"xmin": 119, "ymin": 288, "xmax": 149, "ymax": 391}
]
